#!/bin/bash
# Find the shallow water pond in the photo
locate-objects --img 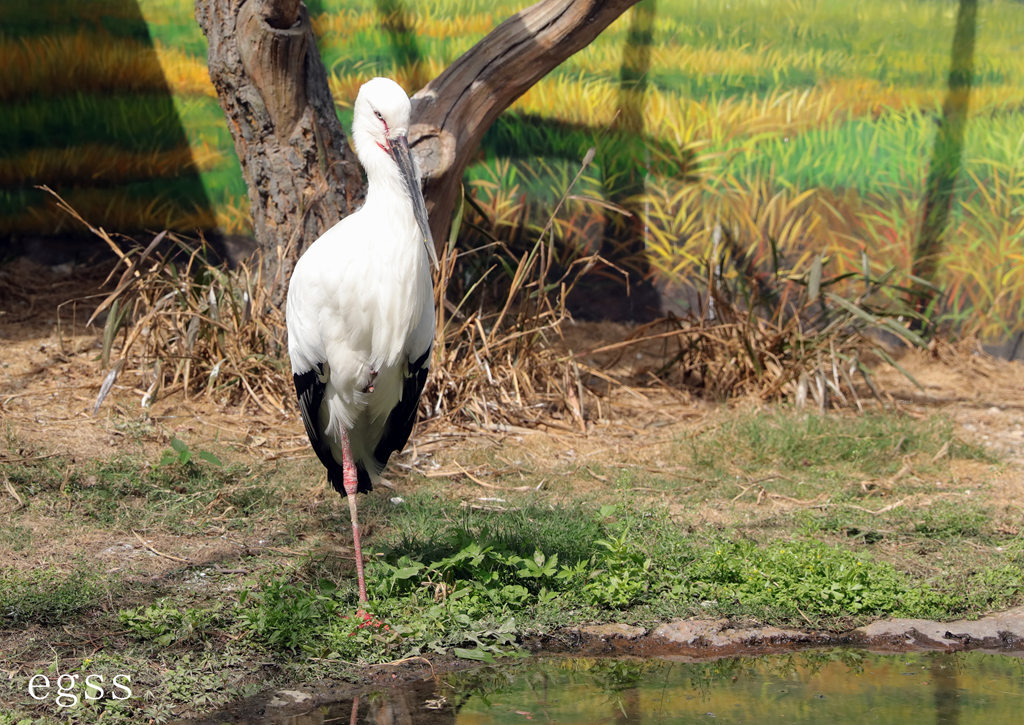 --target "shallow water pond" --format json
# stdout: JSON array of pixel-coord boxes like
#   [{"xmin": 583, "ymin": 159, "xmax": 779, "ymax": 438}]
[{"xmin": 241, "ymin": 650, "xmax": 1024, "ymax": 724}]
